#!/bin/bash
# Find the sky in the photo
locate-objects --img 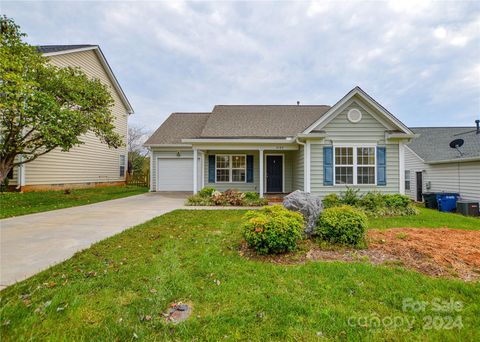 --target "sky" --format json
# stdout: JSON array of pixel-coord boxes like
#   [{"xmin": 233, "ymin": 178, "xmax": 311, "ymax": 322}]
[{"xmin": 3, "ymin": 0, "xmax": 480, "ymax": 132}]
